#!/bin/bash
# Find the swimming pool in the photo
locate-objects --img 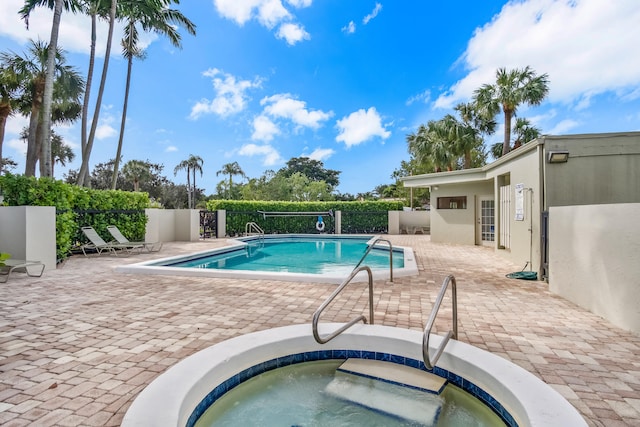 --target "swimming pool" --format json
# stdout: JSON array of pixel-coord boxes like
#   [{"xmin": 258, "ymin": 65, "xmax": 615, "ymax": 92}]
[{"xmin": 117, "ymin": 234, "xmax": 418, "ymax": 283}]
